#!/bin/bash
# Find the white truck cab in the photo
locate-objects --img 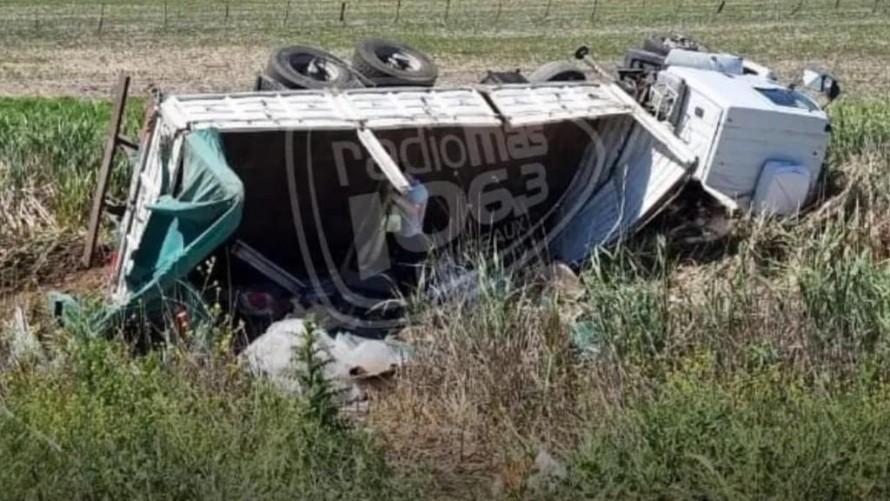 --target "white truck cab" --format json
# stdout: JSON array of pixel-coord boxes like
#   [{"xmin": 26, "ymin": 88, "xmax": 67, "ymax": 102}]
[{"xmin": 651, "ymin": 64, "xmax": 831, "ymax": 215}]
